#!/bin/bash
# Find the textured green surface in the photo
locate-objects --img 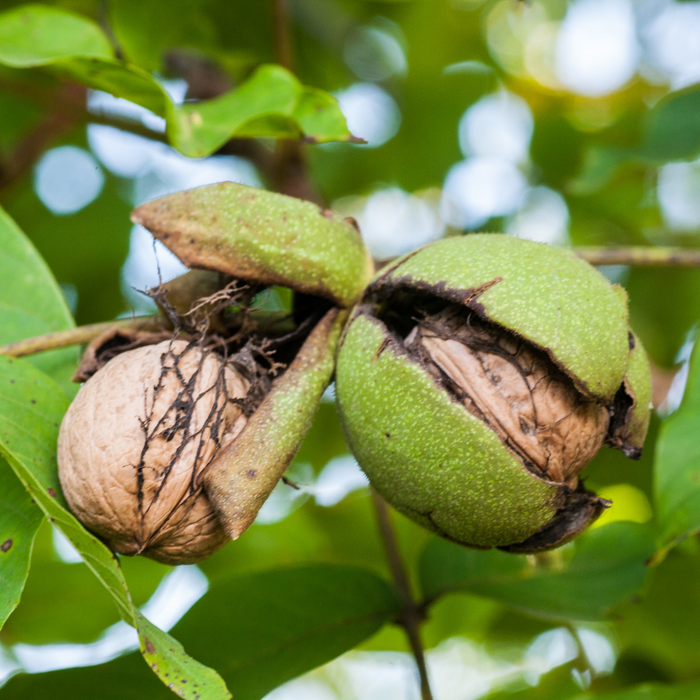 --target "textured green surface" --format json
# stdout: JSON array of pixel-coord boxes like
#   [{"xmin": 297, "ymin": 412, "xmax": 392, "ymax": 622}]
[
  {"xmin": 133, "ymin": 183, "xmax": 373, "ymax": 307},
  {"xmin": 372, "ymin": 235, "xmax": 630, "ymax": 400},
  {"xmin": 336, "ymin": 312, "xmax": 561, "ymax": 548},
  {"xmin": 655, "ymin": 339, "xmax": 700, "ymax": 555},
  {"xmin": 205, "ymin": 308, "xmax": 349, "ymax": 538},
  {"xmin": 626, "ymin": 333, "xmax": 653, "ymax": 450},
  {"xmin": 419, "ymin": 522, "xmax": 653, "ymax": 621}
]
